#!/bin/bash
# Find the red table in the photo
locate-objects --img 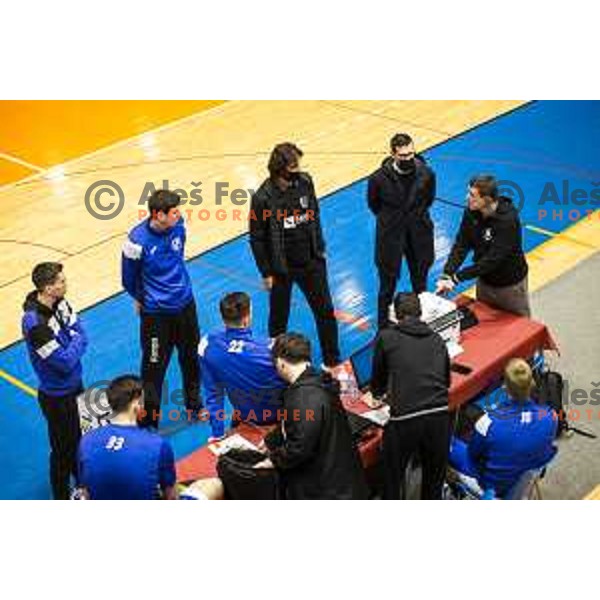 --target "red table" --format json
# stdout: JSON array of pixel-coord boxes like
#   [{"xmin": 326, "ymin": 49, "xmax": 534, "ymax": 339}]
[
  {"xmin": 176, "ymin": 298, "xmax": 557, "ymax": 485},
  {"xmin": 448, "ymin": 298, "xmax": 557, "ymax": 409}
]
